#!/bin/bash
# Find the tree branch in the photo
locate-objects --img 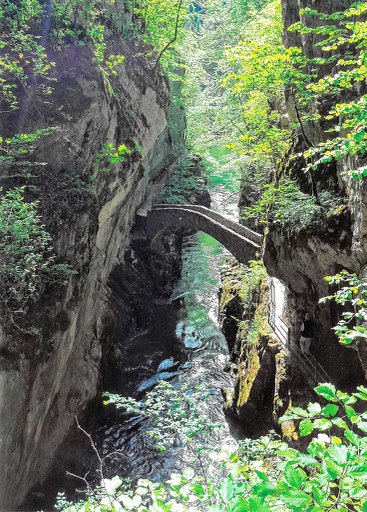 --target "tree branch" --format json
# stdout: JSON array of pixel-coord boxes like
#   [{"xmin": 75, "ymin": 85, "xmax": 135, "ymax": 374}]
[{"xmin": 153, "ymin": 0, "xmax": 184, "ymax": 72}]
